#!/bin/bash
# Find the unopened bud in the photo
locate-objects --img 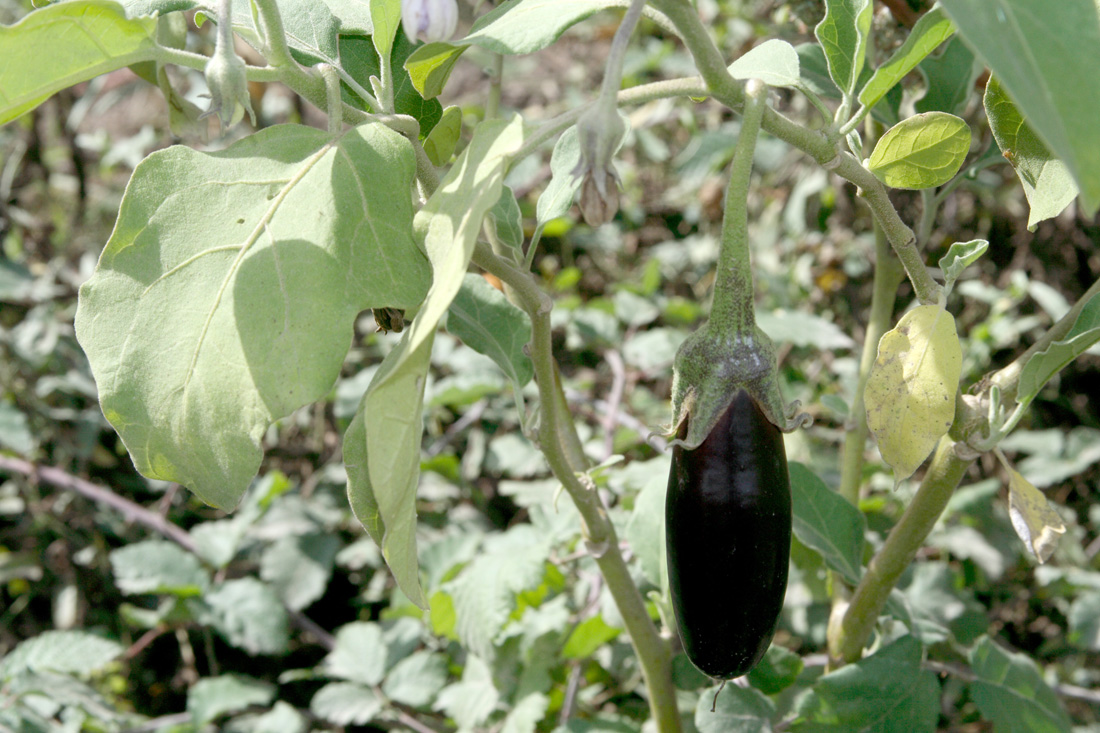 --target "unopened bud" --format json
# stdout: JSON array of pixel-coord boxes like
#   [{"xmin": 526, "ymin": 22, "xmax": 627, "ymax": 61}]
[
  {"xmin": 401, "ymin": 0, "xmax": 458, "ymax": 43},
  {"xmin": 579, "ymin": 169, "xmax": 619, "ymax": 226},
  {"xmin": 201, "ymin": 3, "xmax": 255, "ymax": 128}
]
